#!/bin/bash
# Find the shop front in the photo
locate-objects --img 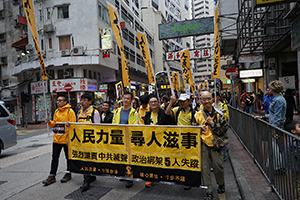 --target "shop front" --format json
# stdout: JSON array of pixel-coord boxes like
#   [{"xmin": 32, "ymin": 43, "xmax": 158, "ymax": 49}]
[{"xmin": 31, "ymin": 81, "xmax": 51, "ymax": 122}]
